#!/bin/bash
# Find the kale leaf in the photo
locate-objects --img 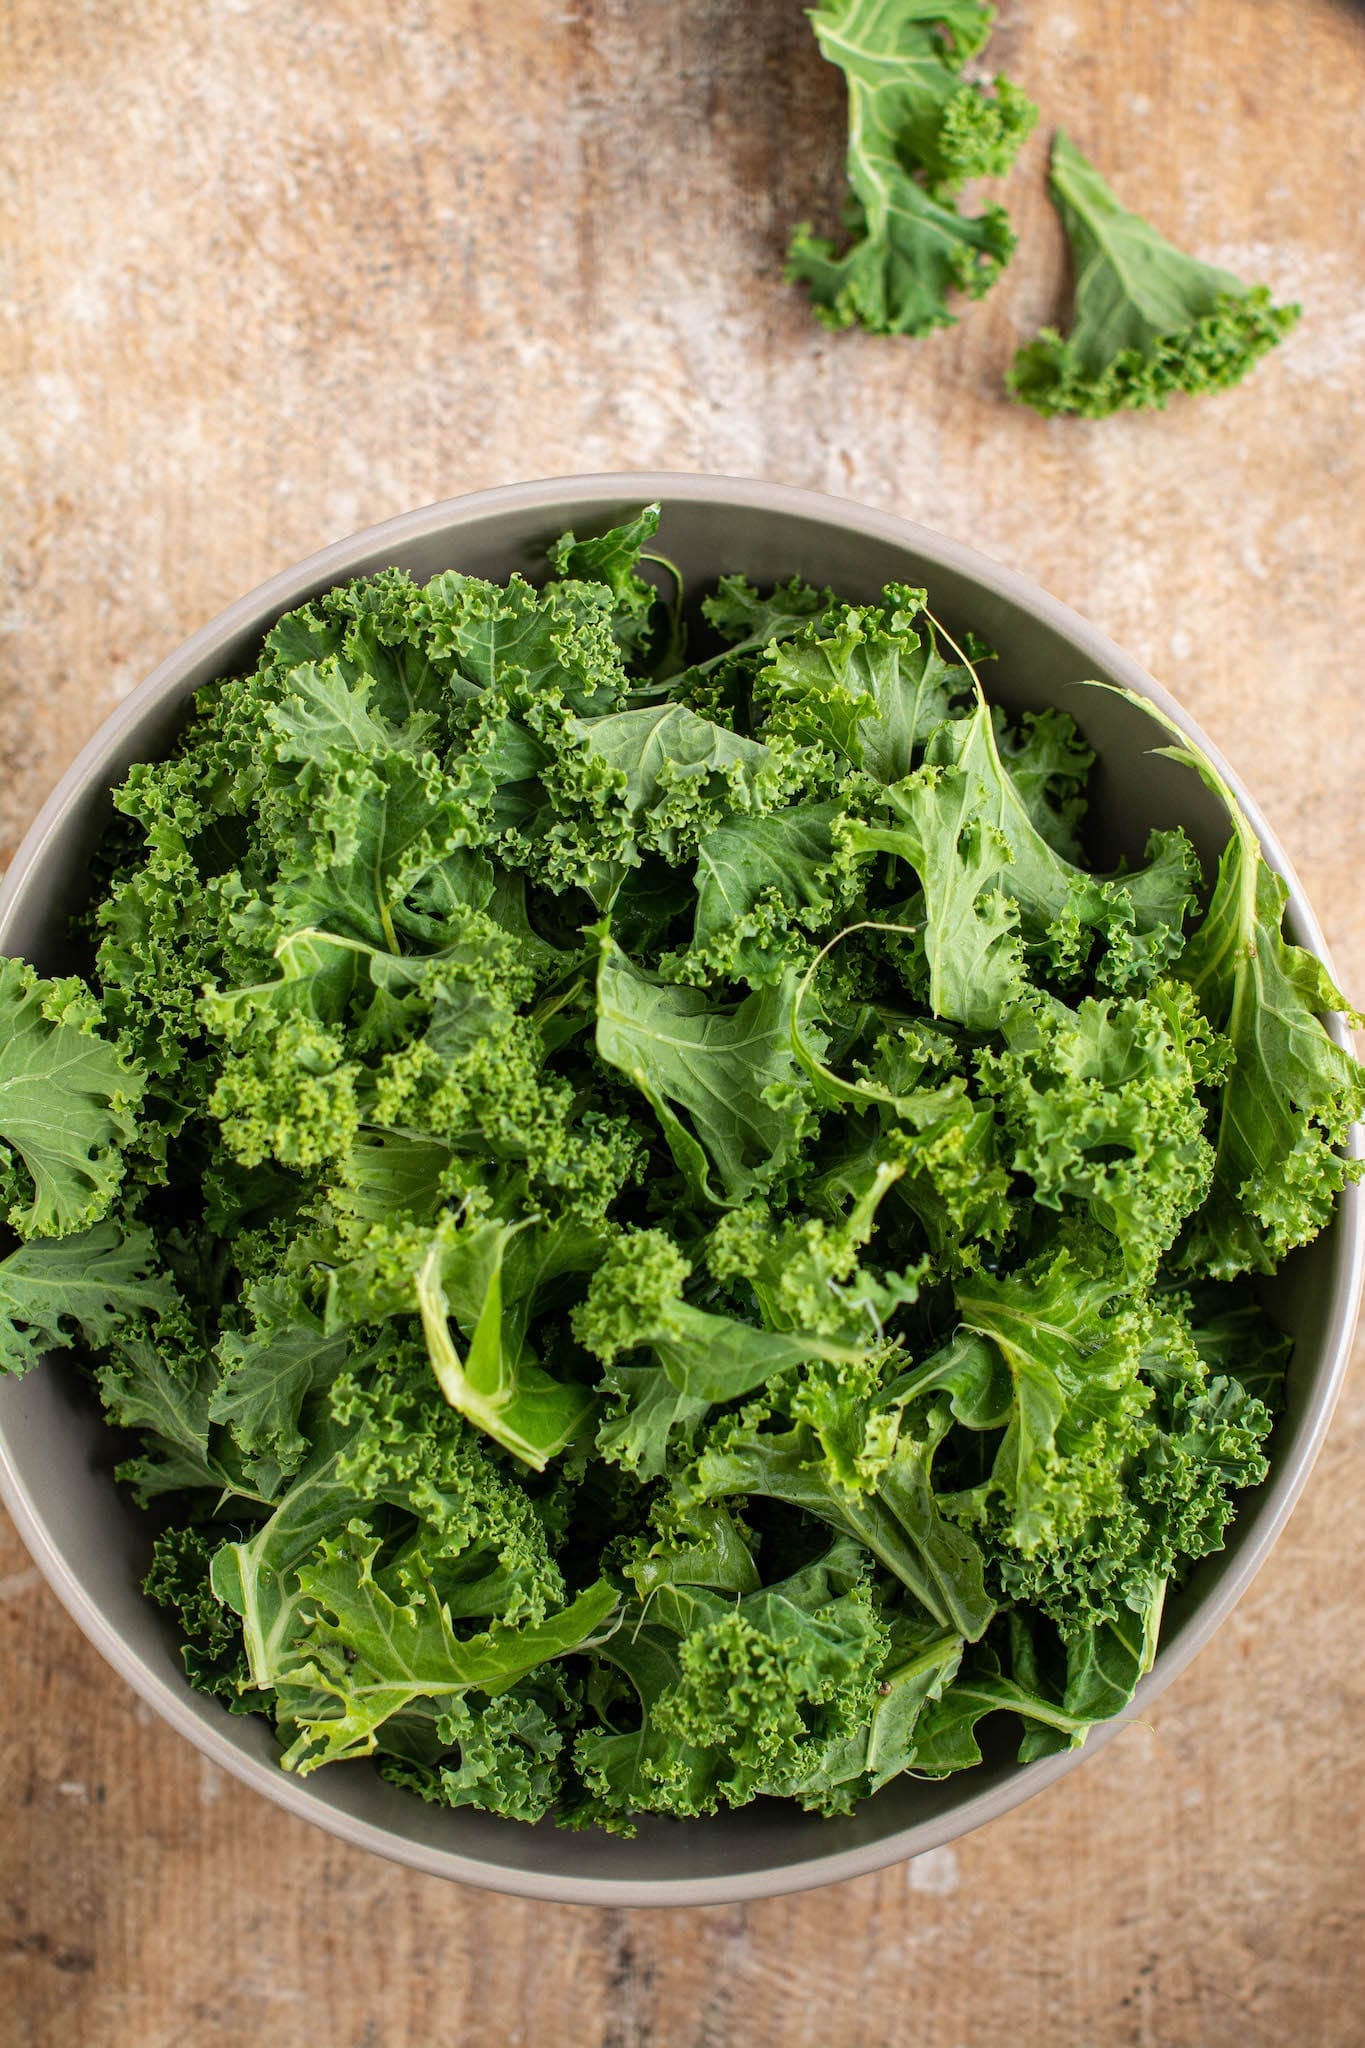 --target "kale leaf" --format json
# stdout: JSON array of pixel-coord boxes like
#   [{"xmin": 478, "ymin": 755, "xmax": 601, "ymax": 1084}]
[
  {"xmin": 789, "ymin": 0, "xmax": 1036, "ymax": 337},
  {"xmin": 1009, "ymin": 132, "xmax": 1301, "ymax": 418}
]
